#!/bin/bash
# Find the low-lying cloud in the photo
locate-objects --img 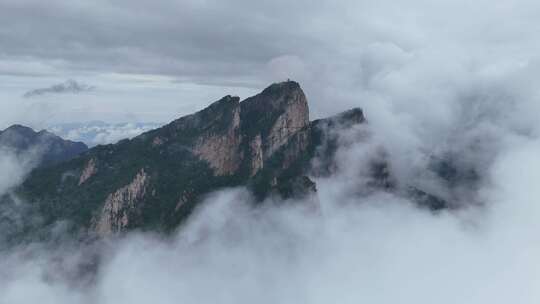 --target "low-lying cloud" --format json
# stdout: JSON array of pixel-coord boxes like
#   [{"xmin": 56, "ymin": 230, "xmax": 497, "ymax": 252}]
[
  {"xmin": 48, "ymin": 122, "xmax": 162, "ymax": 146},
  {"xmin": 1, "ymin": 100, "xmax": 539, "ymax": 302}
]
